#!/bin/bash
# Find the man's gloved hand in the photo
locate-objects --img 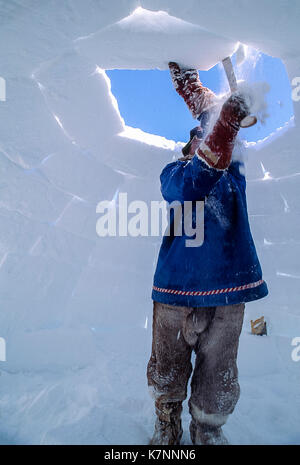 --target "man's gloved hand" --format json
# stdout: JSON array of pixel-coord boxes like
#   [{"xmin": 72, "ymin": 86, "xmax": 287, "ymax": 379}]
[
  {"xmin": 196, "ymin": 92, "xmax": 252, "ymax": 170},
  {"xmin": 221, "ymin": 92, "xmax": 251, "ymax": 130},
  {"xmin": 168, "ymin": 62, "xmax": 182, "ymax": 73},
  {"xmin": 168, "ymin": 61, "xmax": 190, "ymax": 88},
  {"xmin": 168, "ymin": 61, "xmax": 217, "ymax": 119},
  {"xmin": 223, "ymin": 92, "xmax": 258, "ymax": 129}
]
